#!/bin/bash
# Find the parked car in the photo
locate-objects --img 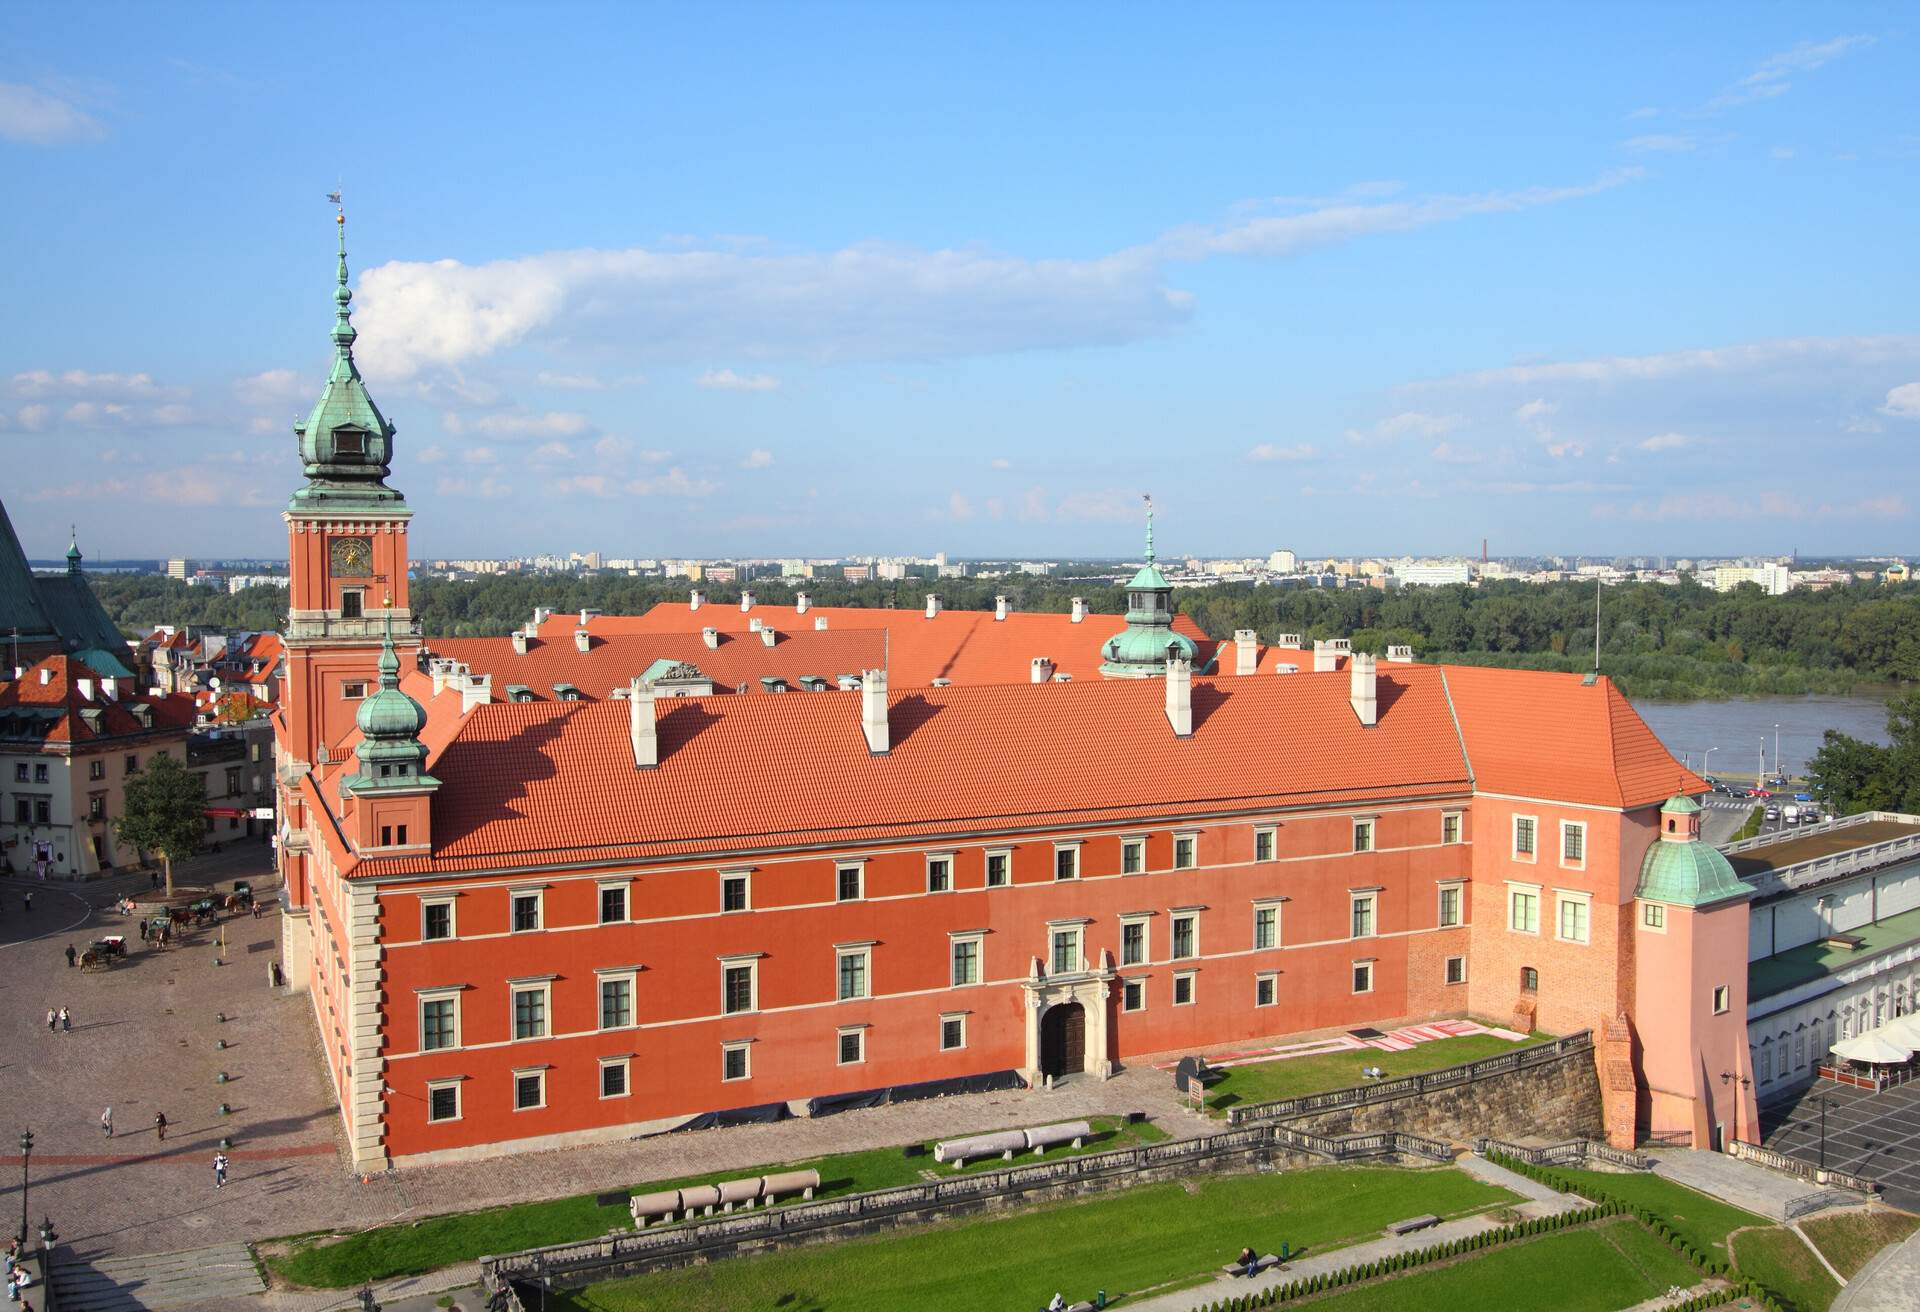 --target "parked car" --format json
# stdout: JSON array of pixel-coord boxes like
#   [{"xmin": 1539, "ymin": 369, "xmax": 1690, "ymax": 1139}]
[{"xmin": 1765, "ymin": 806, "xmax": 1781, "ymax": 820}]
